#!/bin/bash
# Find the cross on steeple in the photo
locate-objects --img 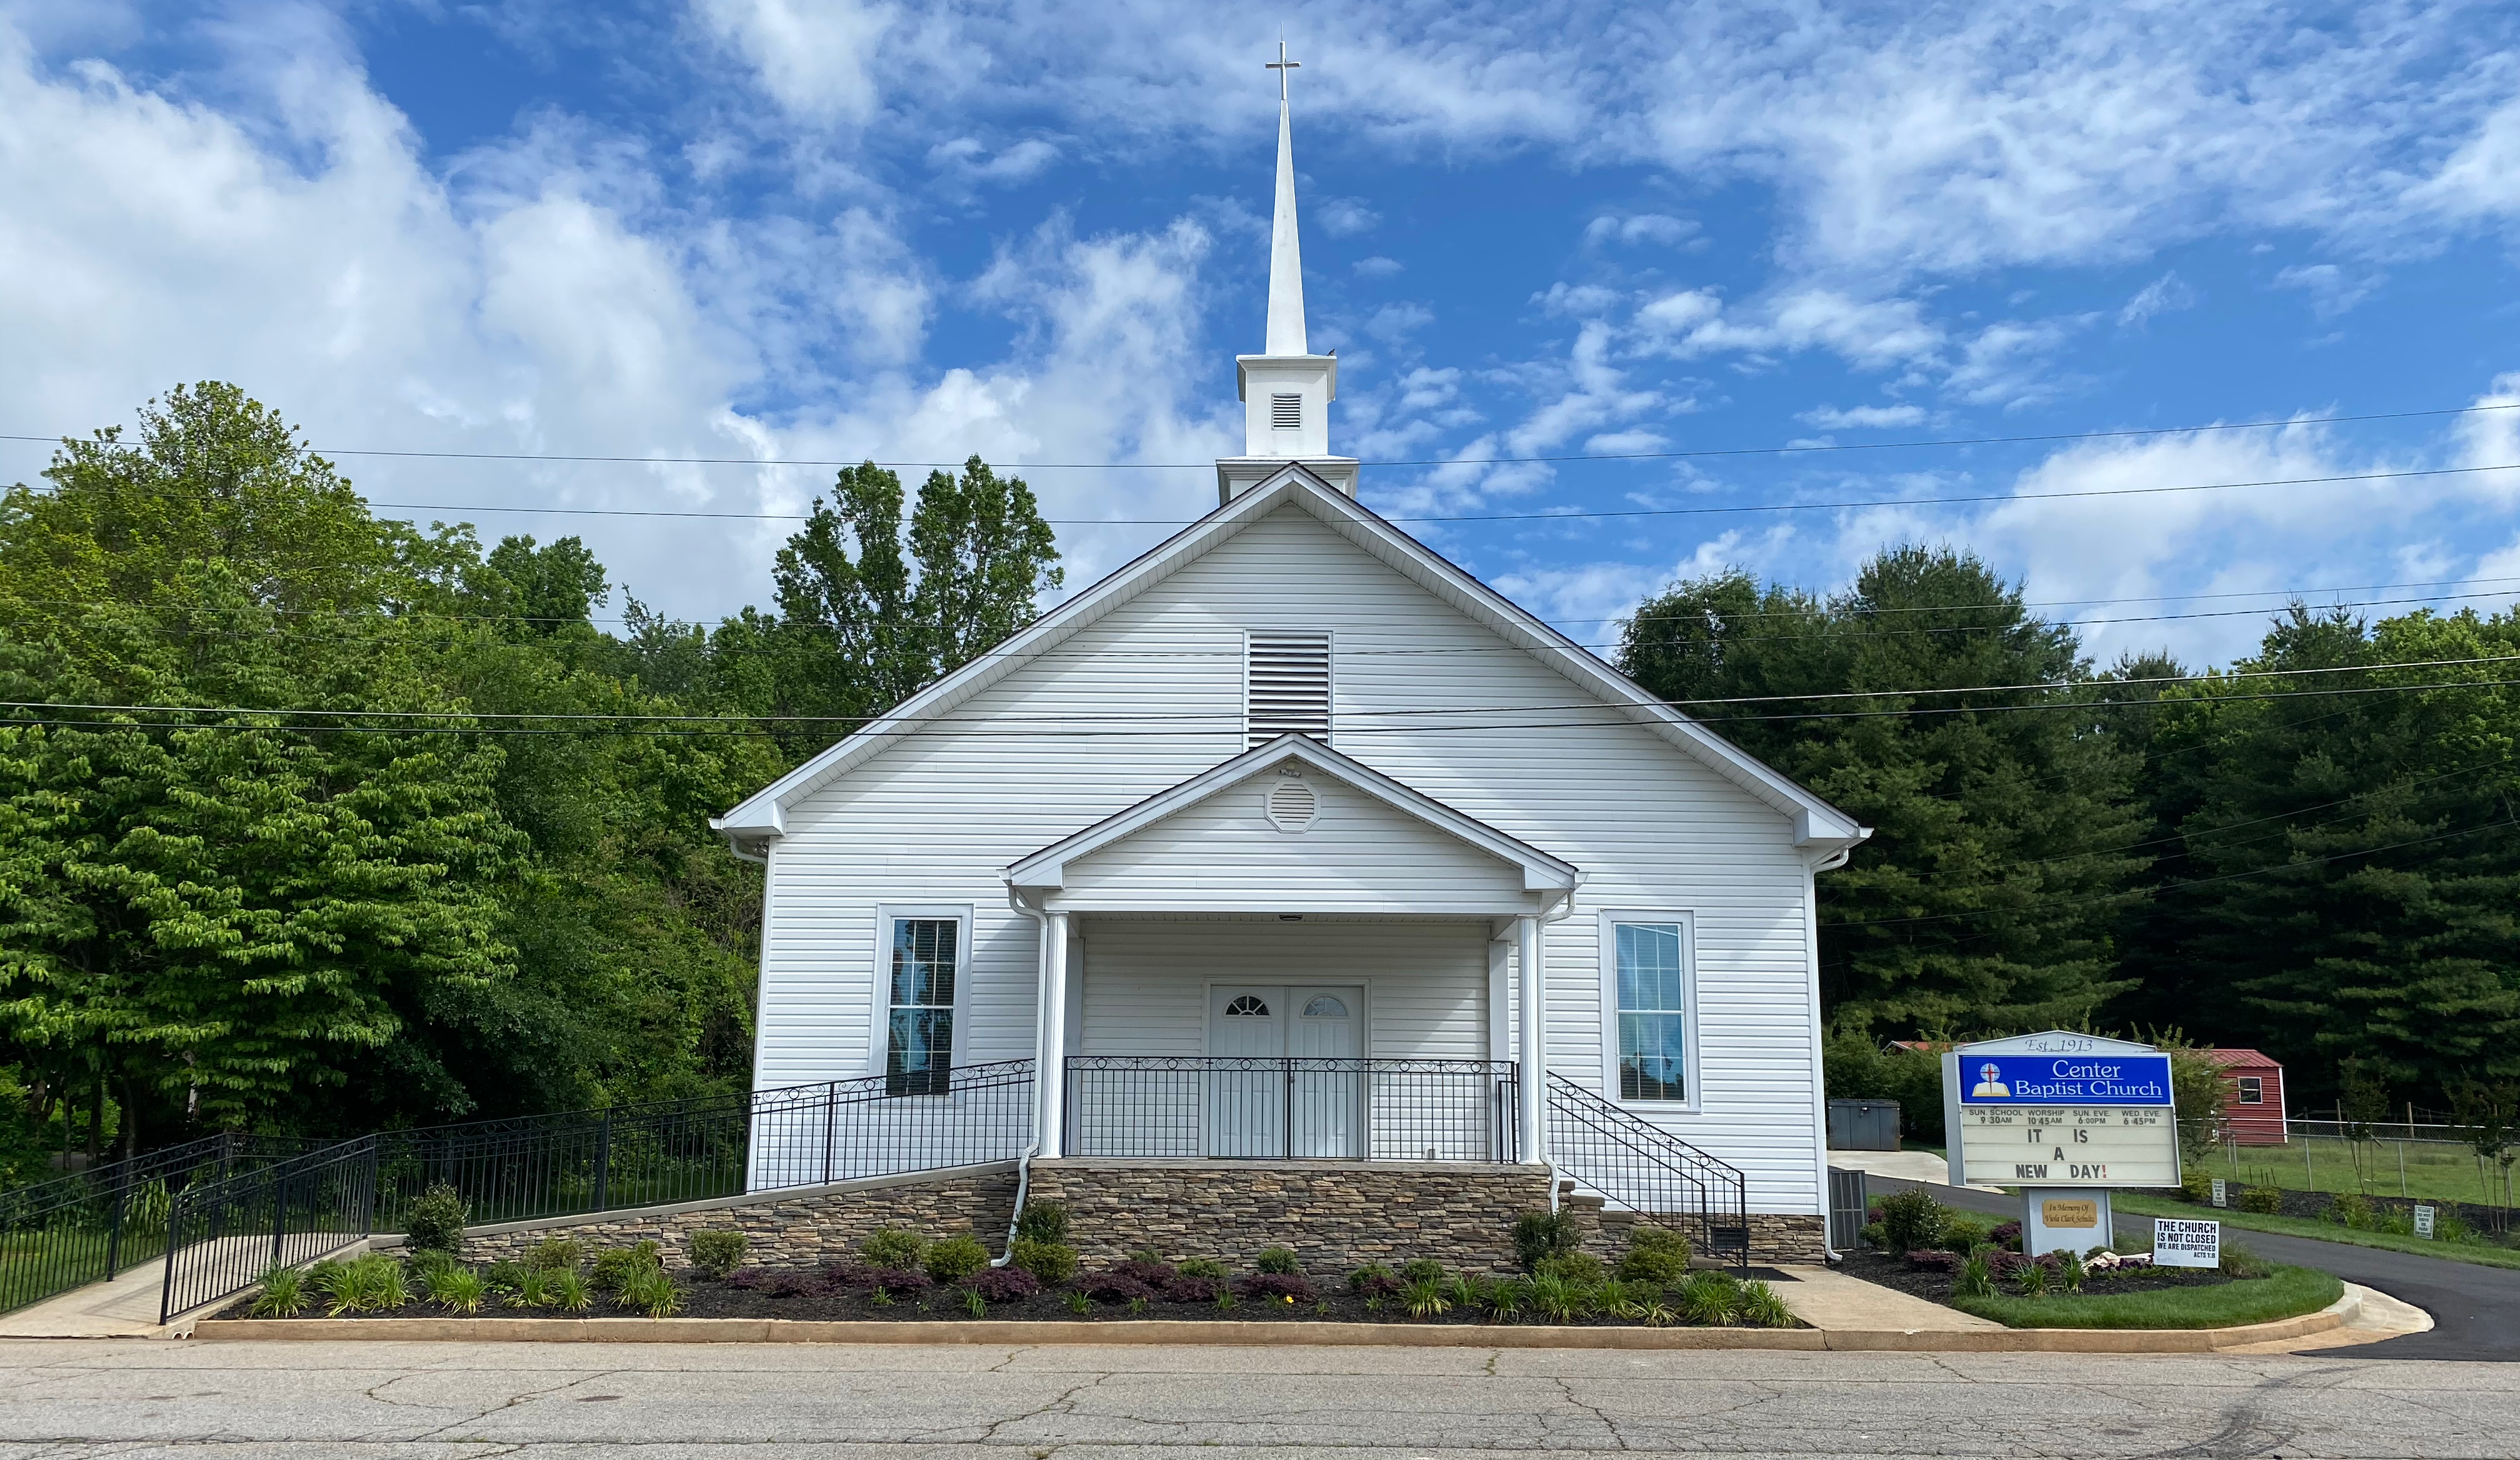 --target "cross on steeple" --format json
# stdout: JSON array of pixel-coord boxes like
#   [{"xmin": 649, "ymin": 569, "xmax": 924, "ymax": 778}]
[{"xmin": 1264, "ymin": 39, "xmax": 1299, "ymax": 101}]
